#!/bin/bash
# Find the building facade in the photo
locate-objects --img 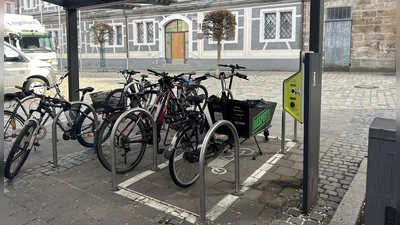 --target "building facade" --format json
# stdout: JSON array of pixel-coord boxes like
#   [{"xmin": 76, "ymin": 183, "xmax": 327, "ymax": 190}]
[
  {"xmin": 4, "ymin": 0, "xmax": 16, "ymax": 14},
  {"xmin": 14, "ymin": 0, "xmax": 396, "ymax": 72}
]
